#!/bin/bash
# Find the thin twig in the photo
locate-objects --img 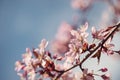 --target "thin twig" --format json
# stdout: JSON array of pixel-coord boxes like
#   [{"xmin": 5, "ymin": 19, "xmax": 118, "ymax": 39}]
[{"xmin": 54, "ymin": 23, "xmax": 120, "ymax": 80}]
